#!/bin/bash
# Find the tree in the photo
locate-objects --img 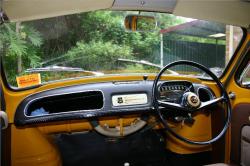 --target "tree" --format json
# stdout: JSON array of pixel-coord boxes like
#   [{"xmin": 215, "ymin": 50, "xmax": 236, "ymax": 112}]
[{"xmin": 0, "ymin": 22, "xmax": 43, "ymax": 85}]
